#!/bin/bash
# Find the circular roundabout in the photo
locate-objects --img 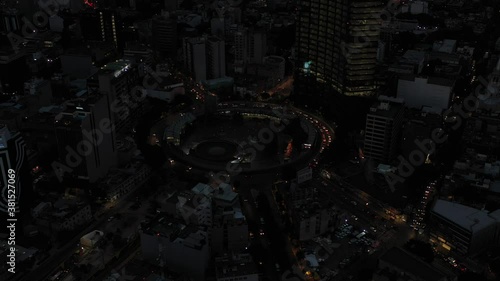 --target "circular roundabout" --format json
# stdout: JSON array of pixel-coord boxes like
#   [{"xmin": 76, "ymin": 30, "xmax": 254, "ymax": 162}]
[
  {"xmin": 193, "ymin": 139, "xmax": 239, "ymax": 162},
  {"xmin": 160, "ymin": 102, "xmax": 334, "ymax": 174}
]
